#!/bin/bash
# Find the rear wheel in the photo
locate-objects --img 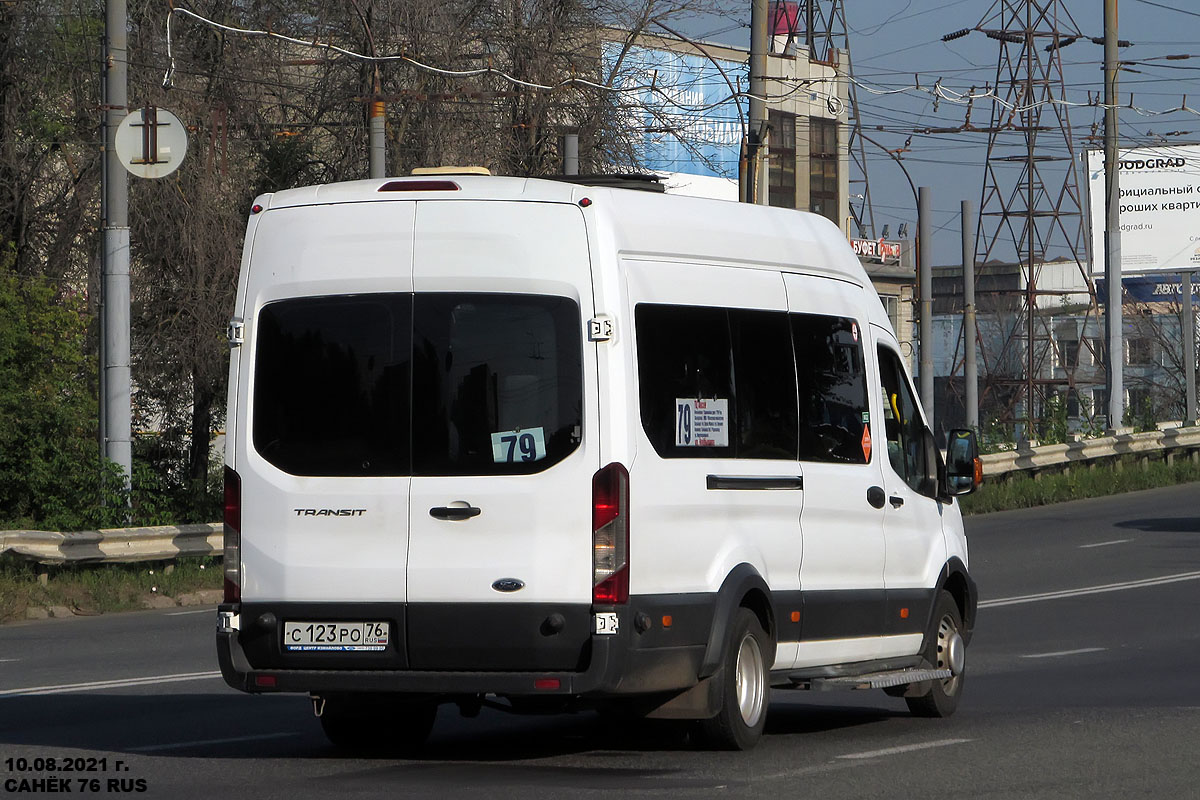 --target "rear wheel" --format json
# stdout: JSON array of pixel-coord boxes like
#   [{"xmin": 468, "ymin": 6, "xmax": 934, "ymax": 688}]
[
  {"xmin": 695, "ymin": 607, "xmax": 771, "ymax": 750},
  {"xmin": 318, "ymin": 693, "xmax": 438, "ymax": 754},
  {"xmin": 905, "ymin": 590, "xmax": 966, "ymax": 718}
]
